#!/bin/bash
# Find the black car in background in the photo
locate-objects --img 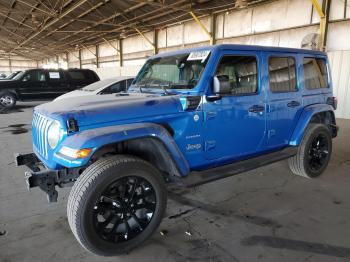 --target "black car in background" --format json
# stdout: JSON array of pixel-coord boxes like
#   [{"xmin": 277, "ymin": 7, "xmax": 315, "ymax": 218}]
[{"xmin": 0, "ymin": 68, "xmax": 99, "ymax": 108}]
